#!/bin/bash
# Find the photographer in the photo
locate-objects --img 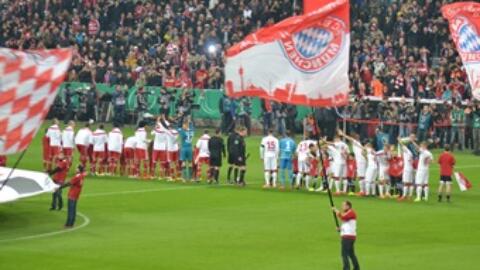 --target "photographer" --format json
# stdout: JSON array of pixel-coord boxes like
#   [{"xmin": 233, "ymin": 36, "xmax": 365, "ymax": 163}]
[
  {"xmin": 112, "ymin": 85, "xmax": 127, "ymax": 127},
  {"xmin": 176, "ymin": 90, "xmax": 196, "ymax": 126},
  {"xmin": 136, "ymin": 87, "xmax": 148, "ymax": 126},
  {"xmin": 63, "ymin": 84, "xmax": 76, "ymax": 124},
  {"xmin": 158, "ymin": 87, "xmax": 174, "ymax": 118},
  {"xmin": 86, "ymin": 85, "xmax": 98, "ymax": 121},
  {"xmin": 237, "ymin": 97, "xmax": 252, "ymax": 136}
]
